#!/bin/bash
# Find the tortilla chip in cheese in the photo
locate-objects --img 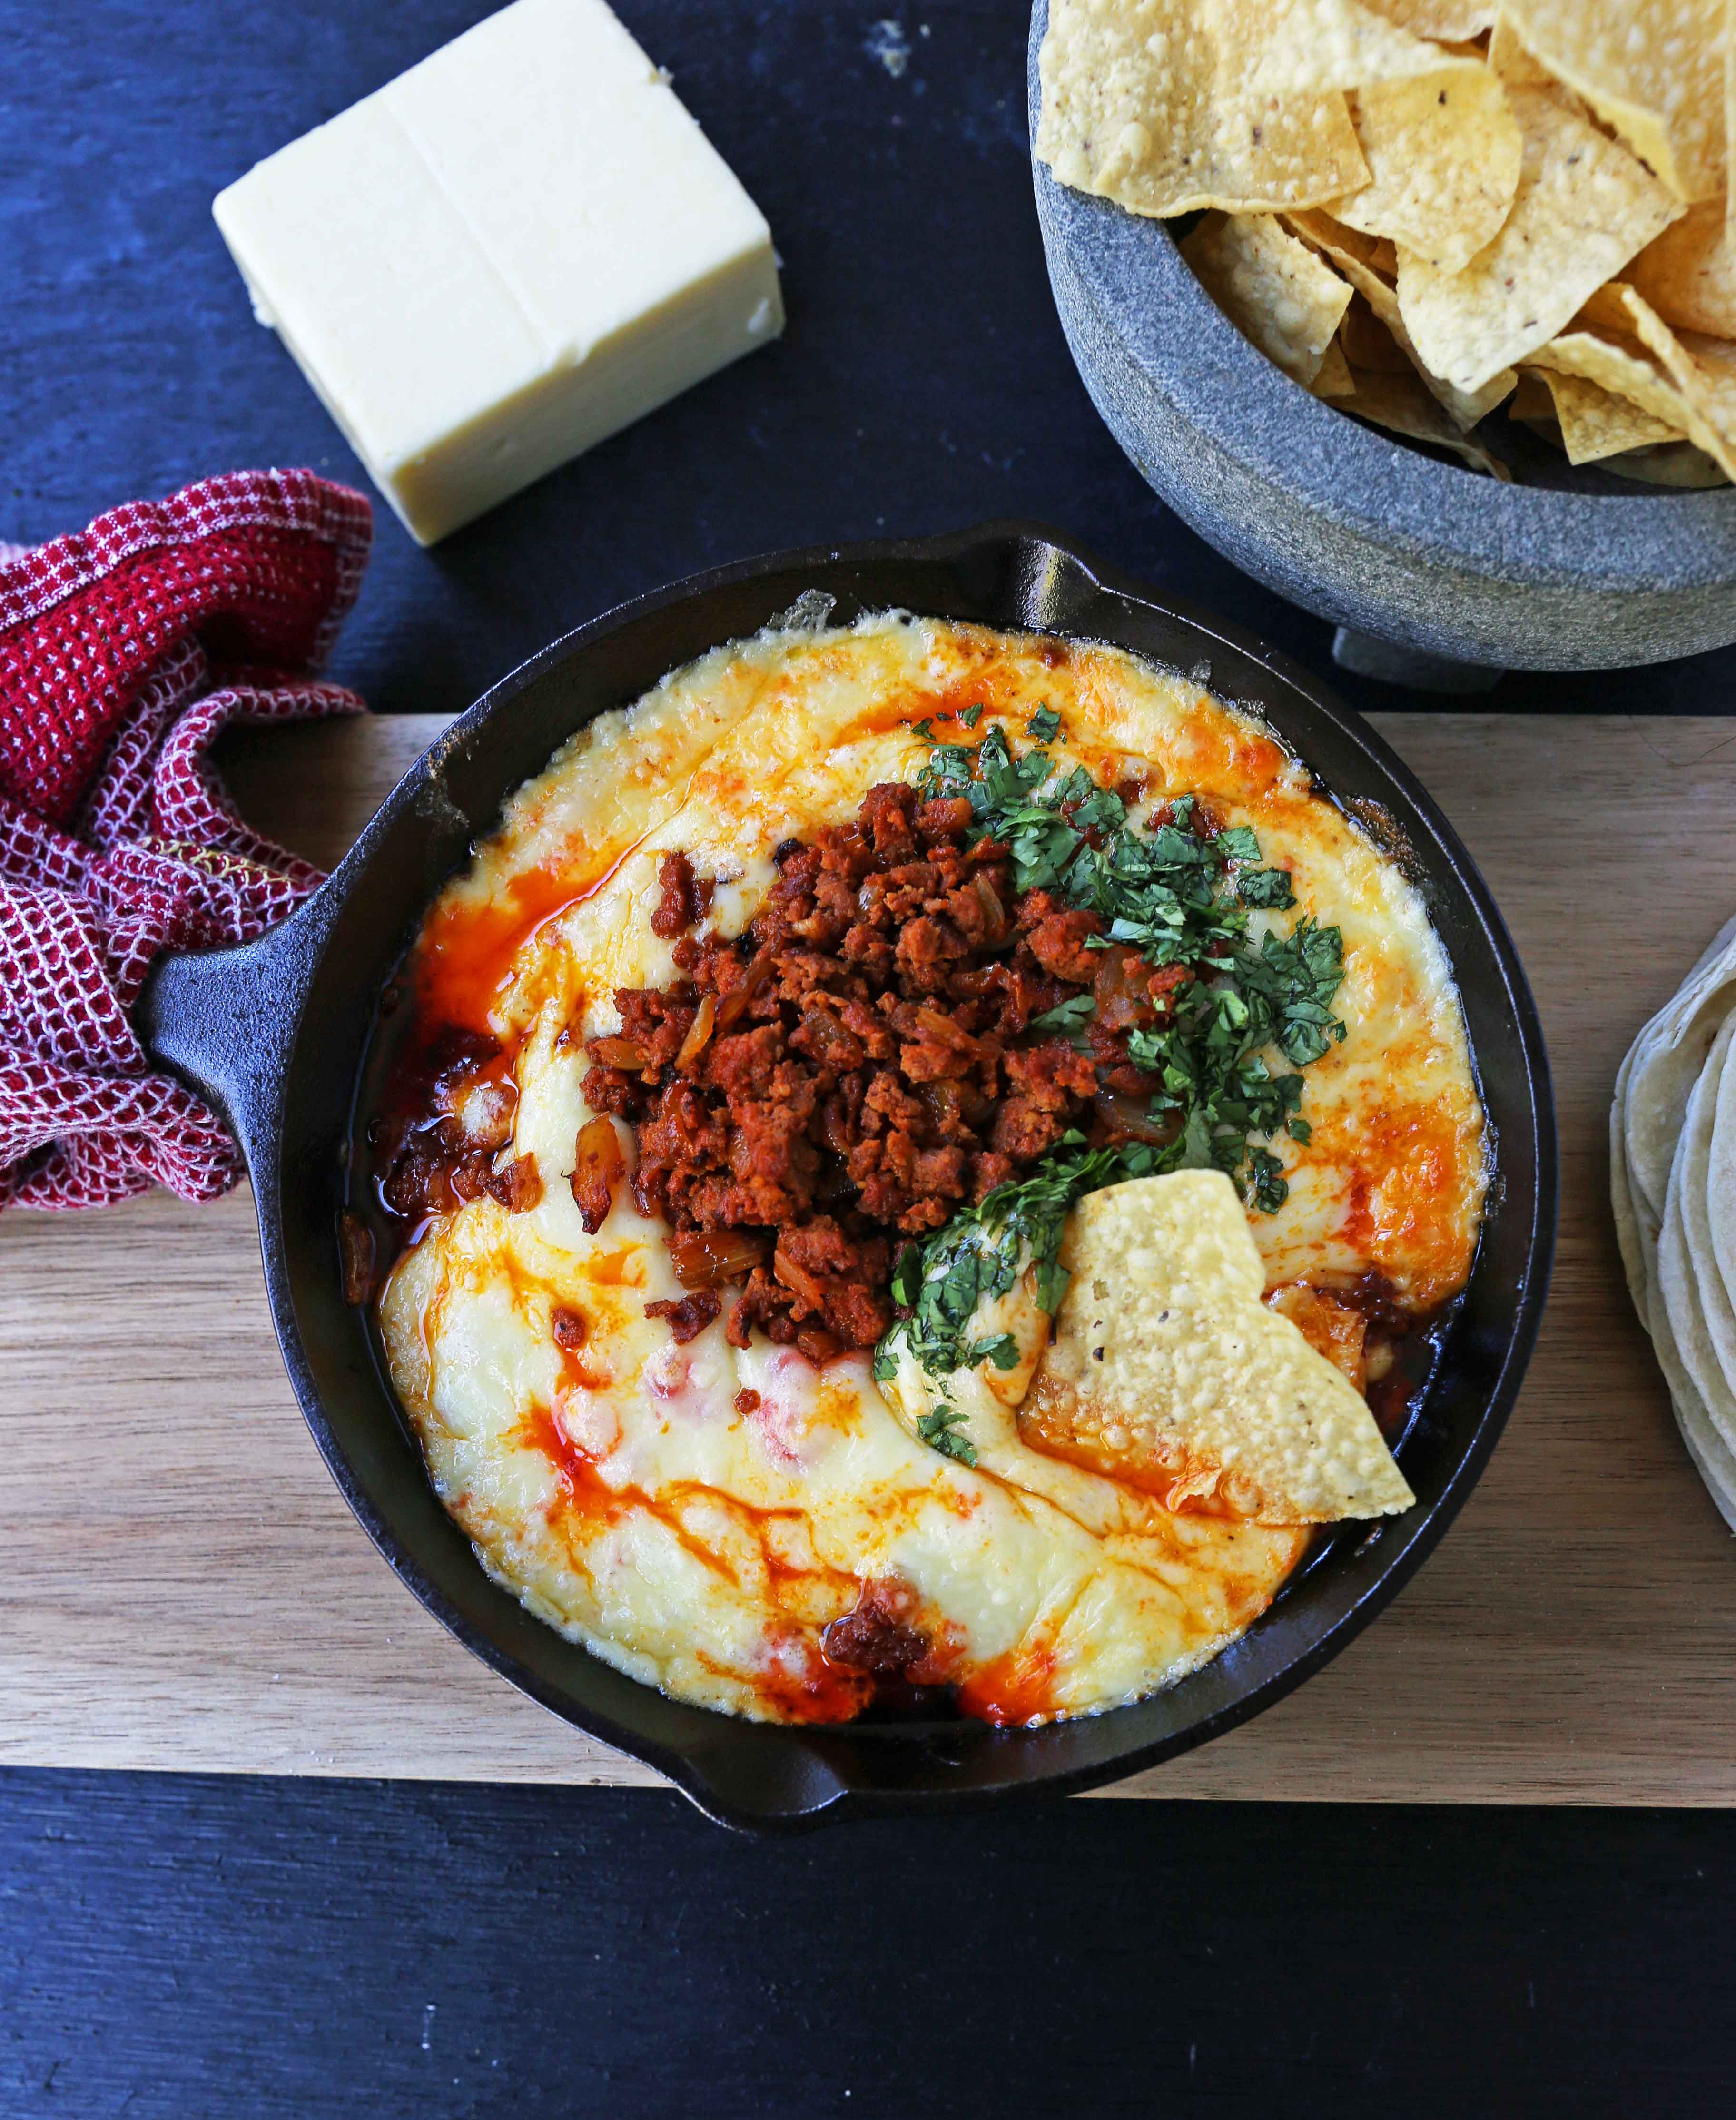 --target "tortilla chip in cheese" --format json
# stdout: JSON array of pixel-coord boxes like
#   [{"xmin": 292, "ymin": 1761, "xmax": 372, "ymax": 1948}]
[{"xmin": 1019, "ymin": 1172, "xmax": 1416, "ymax": 1523}]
